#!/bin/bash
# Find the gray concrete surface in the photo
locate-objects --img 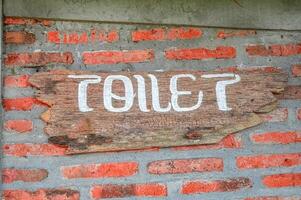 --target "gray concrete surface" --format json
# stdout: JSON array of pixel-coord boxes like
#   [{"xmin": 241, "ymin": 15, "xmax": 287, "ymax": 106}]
[{"xmin": 3, "ymin": 0, "xmax": 301, "ymax": 30}]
